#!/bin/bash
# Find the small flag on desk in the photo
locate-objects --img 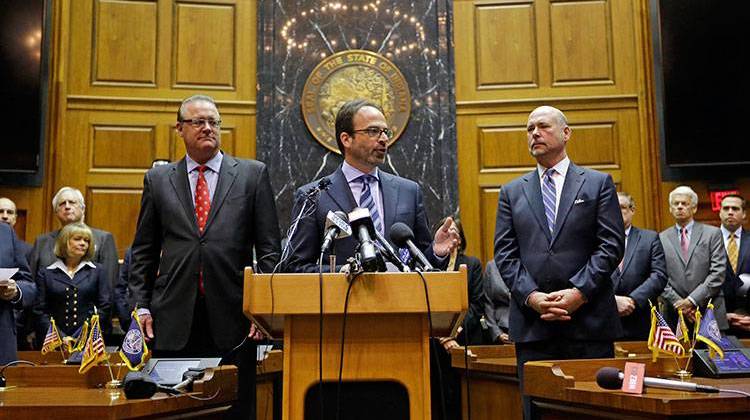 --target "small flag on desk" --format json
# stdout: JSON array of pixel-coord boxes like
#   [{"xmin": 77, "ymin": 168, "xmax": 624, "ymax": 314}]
[
  {"xmin": 675, "ymin": 309, "xmax": 691, "ymax": 344},
  {"xmin": 647, "ymin": 306, "xmax": 685, "ymax": 361},
  {"xmin": 696, "ymin": 303, "xmax": 724, "ymax": 360},
  {"xmin": 79, "ymin": 313, "xmax": 107, "ymax": 374},
  {"xmin": 41, "ymin": 317, "xmax": 63, "ymax": 355},
  {"xmin": 63, "ymin": 320, "xmax": 89, "ymax": 353},
  {"xmin": 119, "ymin": 309, "xmax": 150, "ymax": 371}
]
